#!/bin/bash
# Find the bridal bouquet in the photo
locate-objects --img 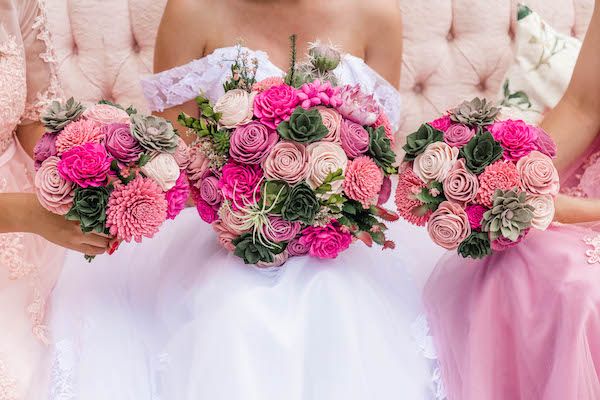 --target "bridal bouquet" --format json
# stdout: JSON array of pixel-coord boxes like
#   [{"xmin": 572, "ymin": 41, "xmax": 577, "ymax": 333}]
[
  {"xmin": 179, "ymin": 39, "xmax": 399, "ymax": 267},
  {"xmin": 396, "ymin": 98, "xmax": 559, "ymax": 259},
  {"xmin": 33, "ymin": 99, "xmax": 190, "ymax": 260}
]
